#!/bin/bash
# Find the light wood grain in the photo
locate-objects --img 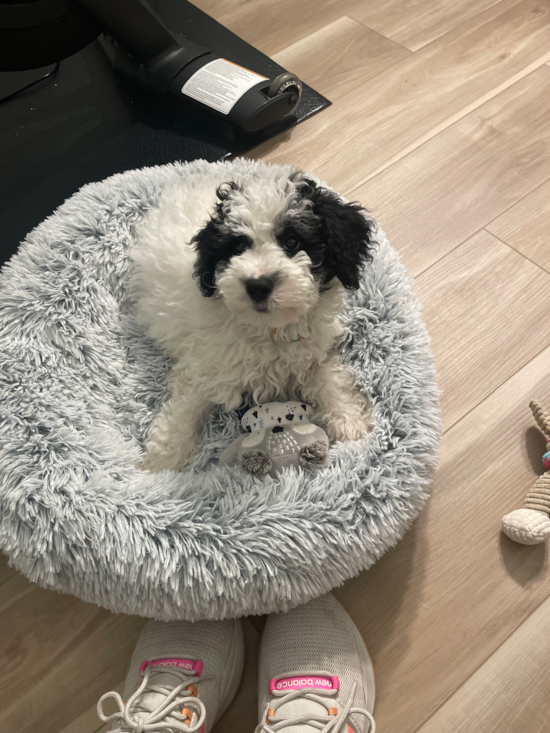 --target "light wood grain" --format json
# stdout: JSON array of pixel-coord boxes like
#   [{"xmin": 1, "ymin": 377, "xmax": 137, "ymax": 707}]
[
  {"xmin": 193, "ymin": 0, "xmax": 351, "ymax": 56},
  {"xmin": 349, "ymin": 66, "xmax": 550, "ymax": 277},
  {"xmin": 417, "ymin": 594, "xmax": 550, "ymax": 733},
  {"xmin": 486, "ymin": 178, "xmax": 550, "ymax": 273},
  {"xmin": 252, "ymin": 0, "xmax": 550, "ymax": 194},
  {"xmin": 272, "ymin": 17, "xmax": 411, "ymax": 102},
  {"xmin": 350, "ymin": 0, "xmax": 501, "ymax": 51},
  {"xmin": 334, "ymin": 345, "xmax": 550, "ymax": 732},
  {"xmin": 0, "ymin": 552, "xmax": 18, "ymax": 587},
  {"xmin": 416, "ymin": 229, "xmax": 550, "ymax": 429},
  {"xmin": 0, "ymin": 572, "xmax": 147, "ymax": 733},
  {"xmin": 0, "ymin": 562, "xmax": 34, "ymax": 608},
  {"xmin": 57, "ymin": 683, "xmax": 123, "ymax": 733}
]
